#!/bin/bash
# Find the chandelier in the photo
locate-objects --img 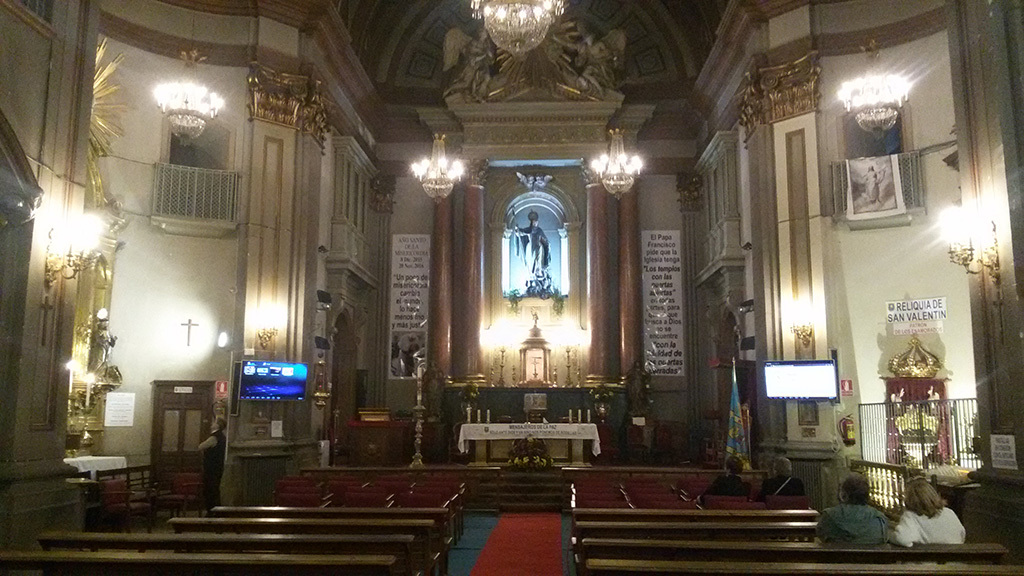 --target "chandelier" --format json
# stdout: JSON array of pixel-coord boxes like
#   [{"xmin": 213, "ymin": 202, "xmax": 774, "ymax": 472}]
[
  {"xmin": 411, "ymin": 134, "xmax": 465, "ymax": 201},
  {"xmin": 470, "ymin": 0, "xmax": 565, "ymax": 57},
  {"xmin": 154, "ymin": 50, "xmax": 224, "ymax": 140},
  {"xmin": 837, "ymin": 74, "xmax": 910, "ymax": 134},
  {"xmin": 590, "ymin": 129, "xmax": 643, "ymax": 197}
]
